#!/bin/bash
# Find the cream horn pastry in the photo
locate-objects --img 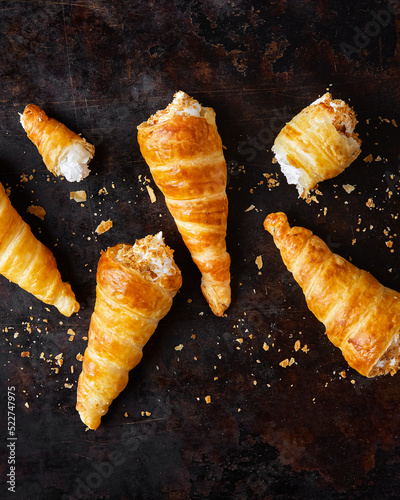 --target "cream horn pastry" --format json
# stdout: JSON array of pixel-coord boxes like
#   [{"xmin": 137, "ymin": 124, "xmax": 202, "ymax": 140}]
[
  {"xmin": 76, "ymin": 232, "xmax": 182, "ymax": 430},
  {"xmin": 137, "ymin": 91, "xmax": 231, "ymax": 316},
  {"xmin": 264, "ymin": 212, "xmax": 400, "ymax": 378},
  {"xmin": 20, "ymin": 104, "xmax": 95, "ymax": 182},
  {"xmin": 0, "ymin": 181, "xmax": 79, "ymax": 316},
  {"xmin": 272, "ymin": 93, "xmax": 361, "ymax": 197}
]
